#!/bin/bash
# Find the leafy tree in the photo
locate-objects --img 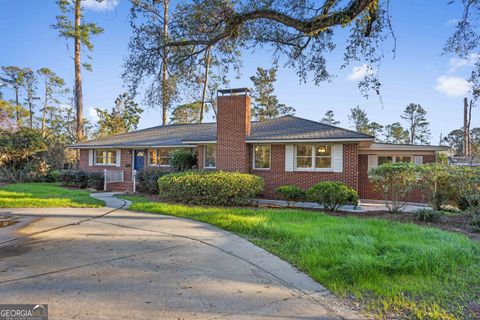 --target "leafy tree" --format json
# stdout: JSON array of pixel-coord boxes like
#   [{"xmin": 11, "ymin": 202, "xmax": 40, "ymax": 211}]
[
  {"xmin": 348, "ymin": 106, "xmax": 370, "ymax": 133},
  {"xmin": 320, "ymin": 110, "xmax": 340, "ymax": 125},
  {"xmin": 250, "ymin": 66, "xmax": 294, "ymax": 121},
  {"xmin": 129, "ymin": 0, "xmax": 387, "ymax": 96},
  {"xmin": 367, "ymin": 121, "xmax": 384, "ymax": 139},
  {"xmin": 0, "ymin": 66, "xmax": 25, "ymax": 126},
  {"xmin": 96, "ymin": 93, "xmax": 143, "ymax": 137},
  {"xmin": 21, "ymin": 68, "xmax": 38, "ymax": 129},
  {"xmin": 37, "ymin": 68, "xmax": 67, "ymax": 135},
  {"xmin": 170, "ymin": 102, "xmax": 202, "ymax": 124},
  {"xmin": 384, "ymin": 122, "xmax": 409, "ymax": 144},
  {"xmin": 401, "ymin": 103, "xmax": 431, "ymax": 145},
  {"xmin": 53, "ymin": 0, "xmax": 104, "ymax": 141},
  {"xmin": 443, "ymin": 129, "xmax": 464, "ymax": 156}
]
